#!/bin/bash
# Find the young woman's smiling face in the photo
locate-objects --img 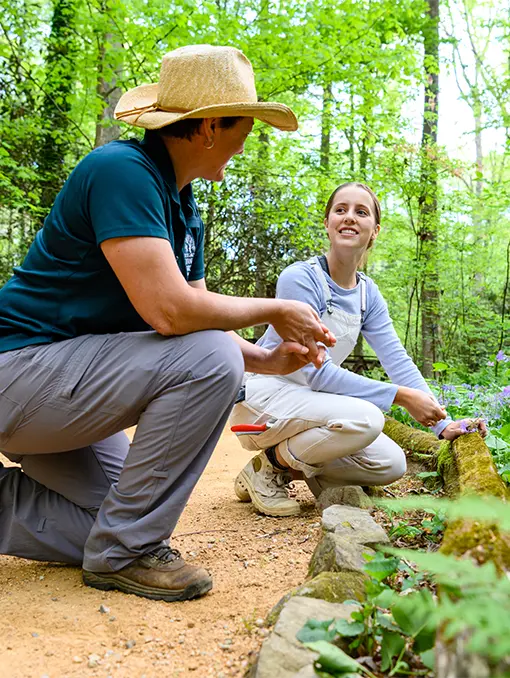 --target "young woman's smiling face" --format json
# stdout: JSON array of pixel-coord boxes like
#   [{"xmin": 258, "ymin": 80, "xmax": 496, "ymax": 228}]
[{"xmin": 325, "ymin": 184, "xmax": 380, "ymax": 253}]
